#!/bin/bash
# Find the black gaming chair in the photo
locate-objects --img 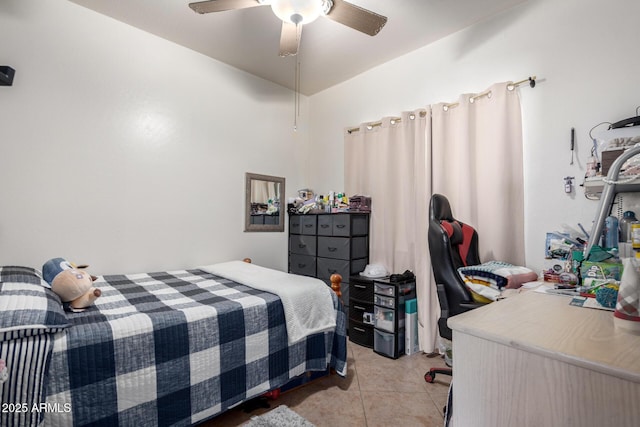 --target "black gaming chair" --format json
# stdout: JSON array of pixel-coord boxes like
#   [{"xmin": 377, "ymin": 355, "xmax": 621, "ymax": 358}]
[{"xmin": 424, "ymin": 194, "xmax": 485, "ymax": 383}]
